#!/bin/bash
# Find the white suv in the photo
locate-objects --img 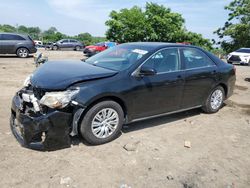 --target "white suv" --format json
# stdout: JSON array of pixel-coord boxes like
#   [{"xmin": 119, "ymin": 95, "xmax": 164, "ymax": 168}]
[{"xmin": 227, "ymin": 48, "xmax": 250, "ymax": 65}]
